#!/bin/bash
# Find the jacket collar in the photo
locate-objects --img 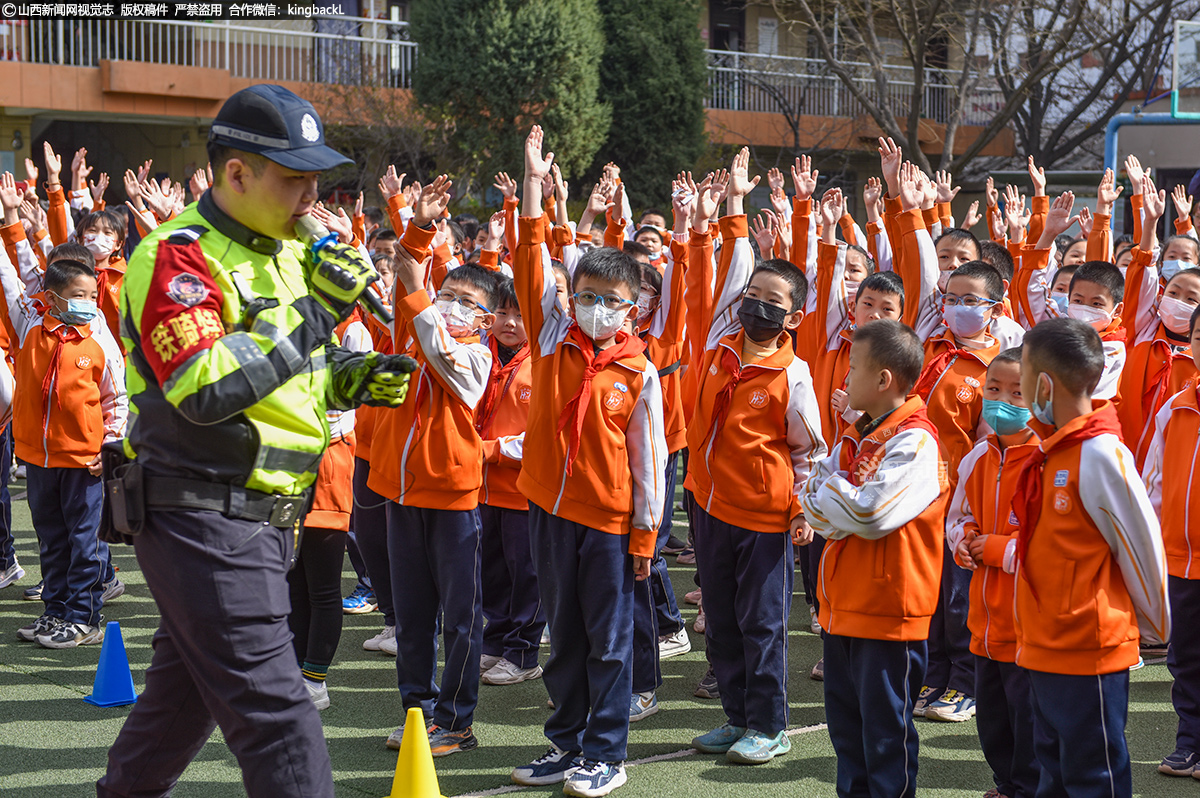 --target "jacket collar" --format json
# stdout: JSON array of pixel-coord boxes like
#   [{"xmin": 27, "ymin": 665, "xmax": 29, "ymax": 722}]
[
  {"xmin": 850, "ymin": 395, "xmax": 926, "ymax": 447},
  {"xmin": 718, "ymin": 329, "xmax": 794, "ymax": 370},
  {"xmin": 198, "ymin": 190, "xmax": 283, "ymax": 256},
  {"xmin": 1028, "ymin": 399, "xmax": 1115, "ymax": 450}
]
